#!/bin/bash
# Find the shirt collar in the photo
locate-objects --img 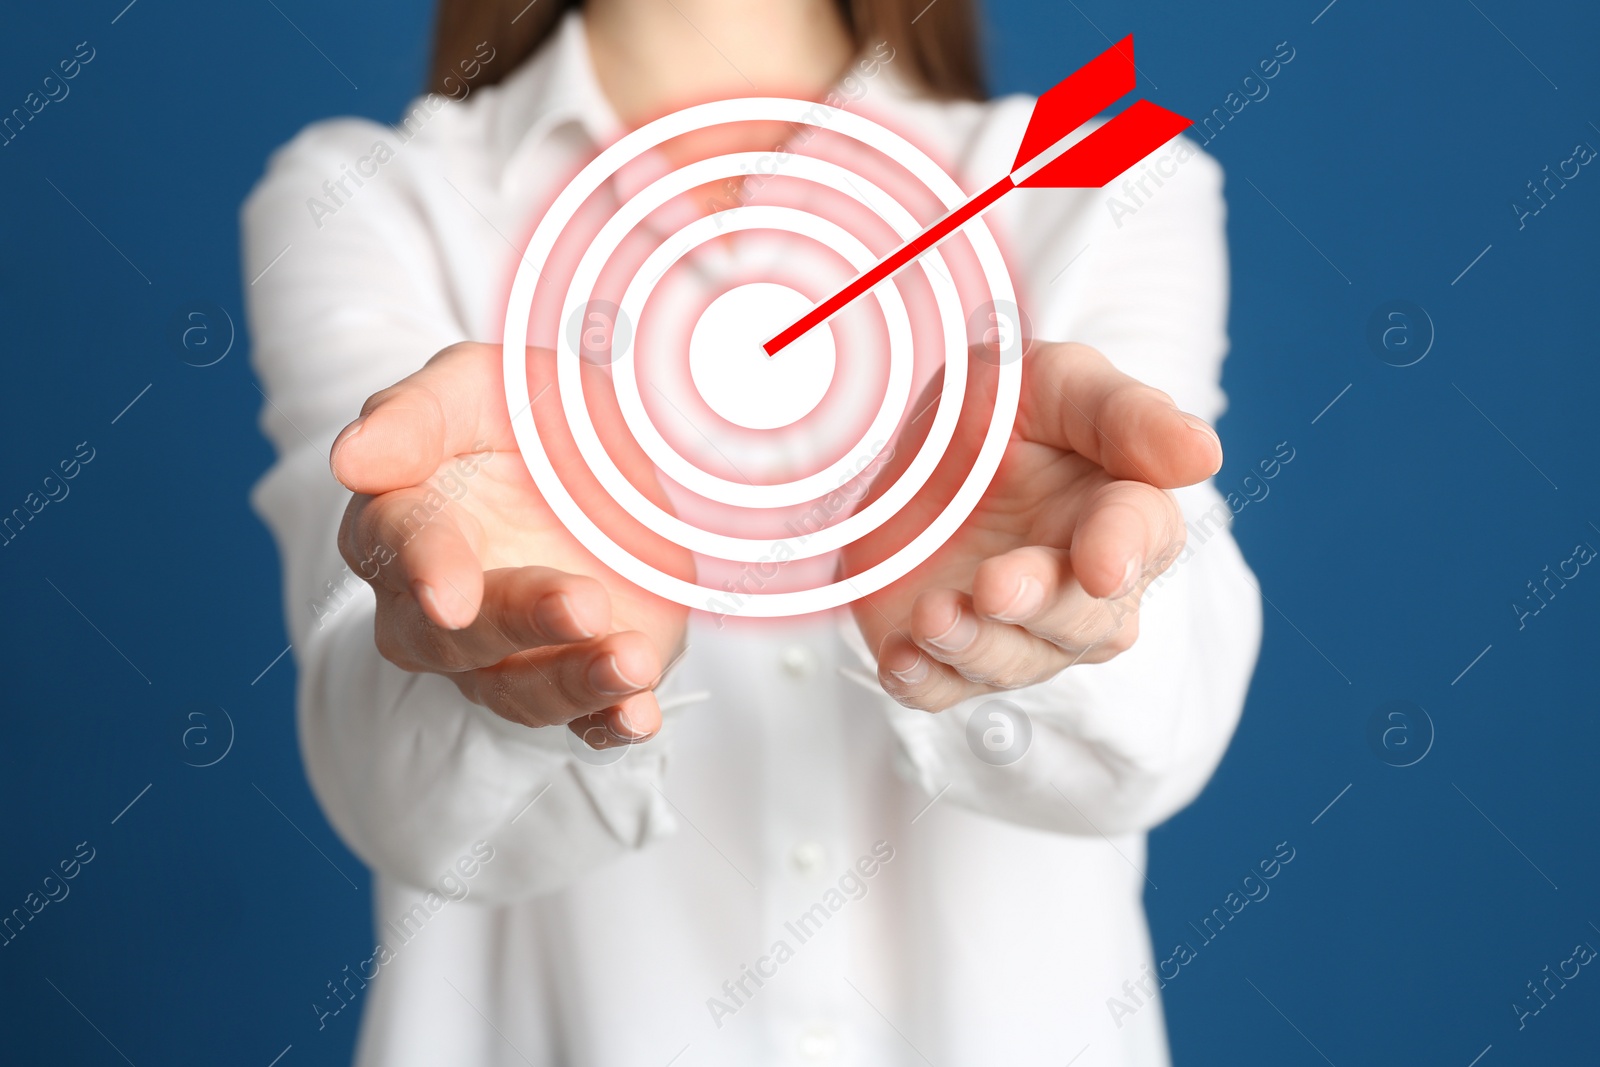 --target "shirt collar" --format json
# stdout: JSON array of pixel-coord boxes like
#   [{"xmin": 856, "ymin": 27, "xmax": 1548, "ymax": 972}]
[{"xmin": 491, "ymin": 9, "xmax": 623, "ymax": 174}]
